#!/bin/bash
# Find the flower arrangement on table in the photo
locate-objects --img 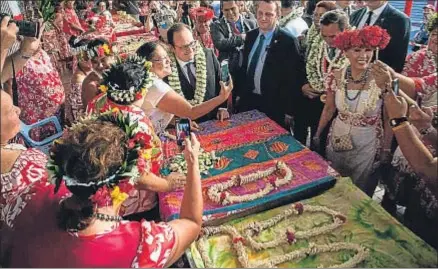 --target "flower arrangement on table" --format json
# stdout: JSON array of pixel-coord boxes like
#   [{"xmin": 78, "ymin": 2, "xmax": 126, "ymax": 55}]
[
  {"xmin": 163, "ymin": 149, "xmax": 219, "ymax": 175},
  {"xmin": 196, "ymin": 202, "xmax": 369, "ymax": 268},
  {"xmin": 207, "ymin": 161, "xmax": 293, "ymax": 206}
]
